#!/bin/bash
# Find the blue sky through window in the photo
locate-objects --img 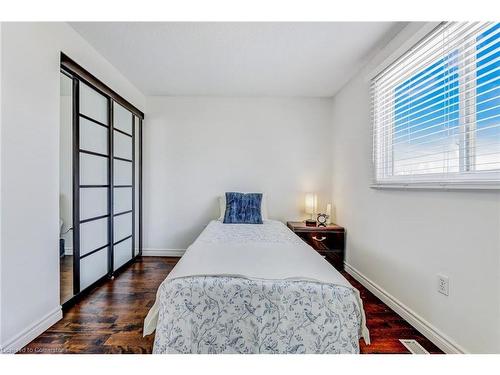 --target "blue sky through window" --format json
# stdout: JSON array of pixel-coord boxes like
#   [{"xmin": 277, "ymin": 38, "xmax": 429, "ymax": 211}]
[
  {"xmin": 392, "ymin": 23, "xmax": 499, "ymax": 175},
  {"xmin": 476, "ymin": 23, "xmax": 500, "ymax": 171},
  {"xmin": 393, "ymin": 51, "xmax": 460, "ymax": 175}
]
